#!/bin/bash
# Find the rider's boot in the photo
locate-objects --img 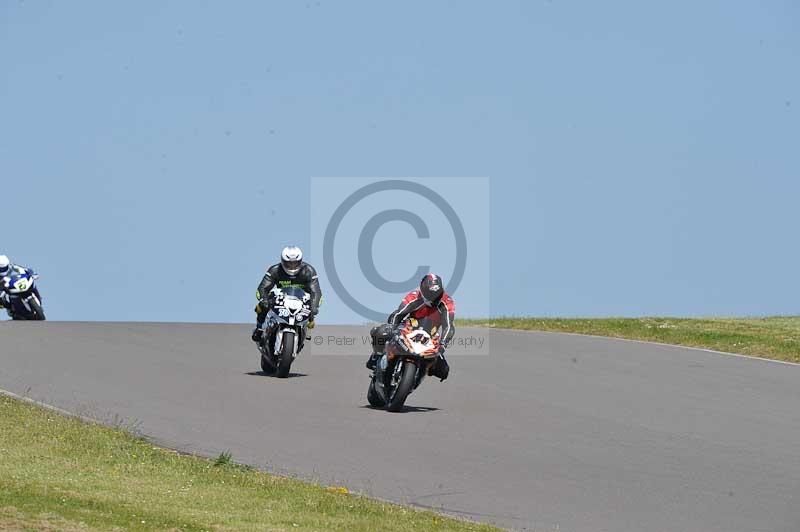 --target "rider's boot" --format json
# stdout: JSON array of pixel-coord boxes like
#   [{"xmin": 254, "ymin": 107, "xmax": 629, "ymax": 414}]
[
  {"xmin": 366, "ymin": 351, "xmax": 382, "ymax": 370},
  {"xmin": 252, "ymin": 323, "xmax": 264, "ymax": 343}
]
